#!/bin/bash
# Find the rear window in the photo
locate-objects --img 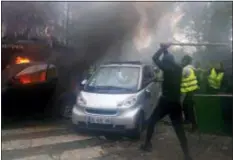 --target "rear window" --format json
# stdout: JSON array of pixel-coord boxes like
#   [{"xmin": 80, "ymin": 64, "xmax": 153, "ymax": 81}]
[{"xmin": 15, "ymin": 64, "xmax": 52, "ymax": 84}]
